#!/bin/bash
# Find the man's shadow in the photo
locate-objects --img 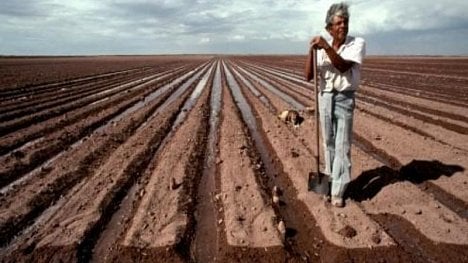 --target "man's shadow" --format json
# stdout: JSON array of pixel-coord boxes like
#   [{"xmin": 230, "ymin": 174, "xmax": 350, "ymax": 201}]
[{"xmin": 346, "ymin": 160, "xmax": 464, "ymax": 202}]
